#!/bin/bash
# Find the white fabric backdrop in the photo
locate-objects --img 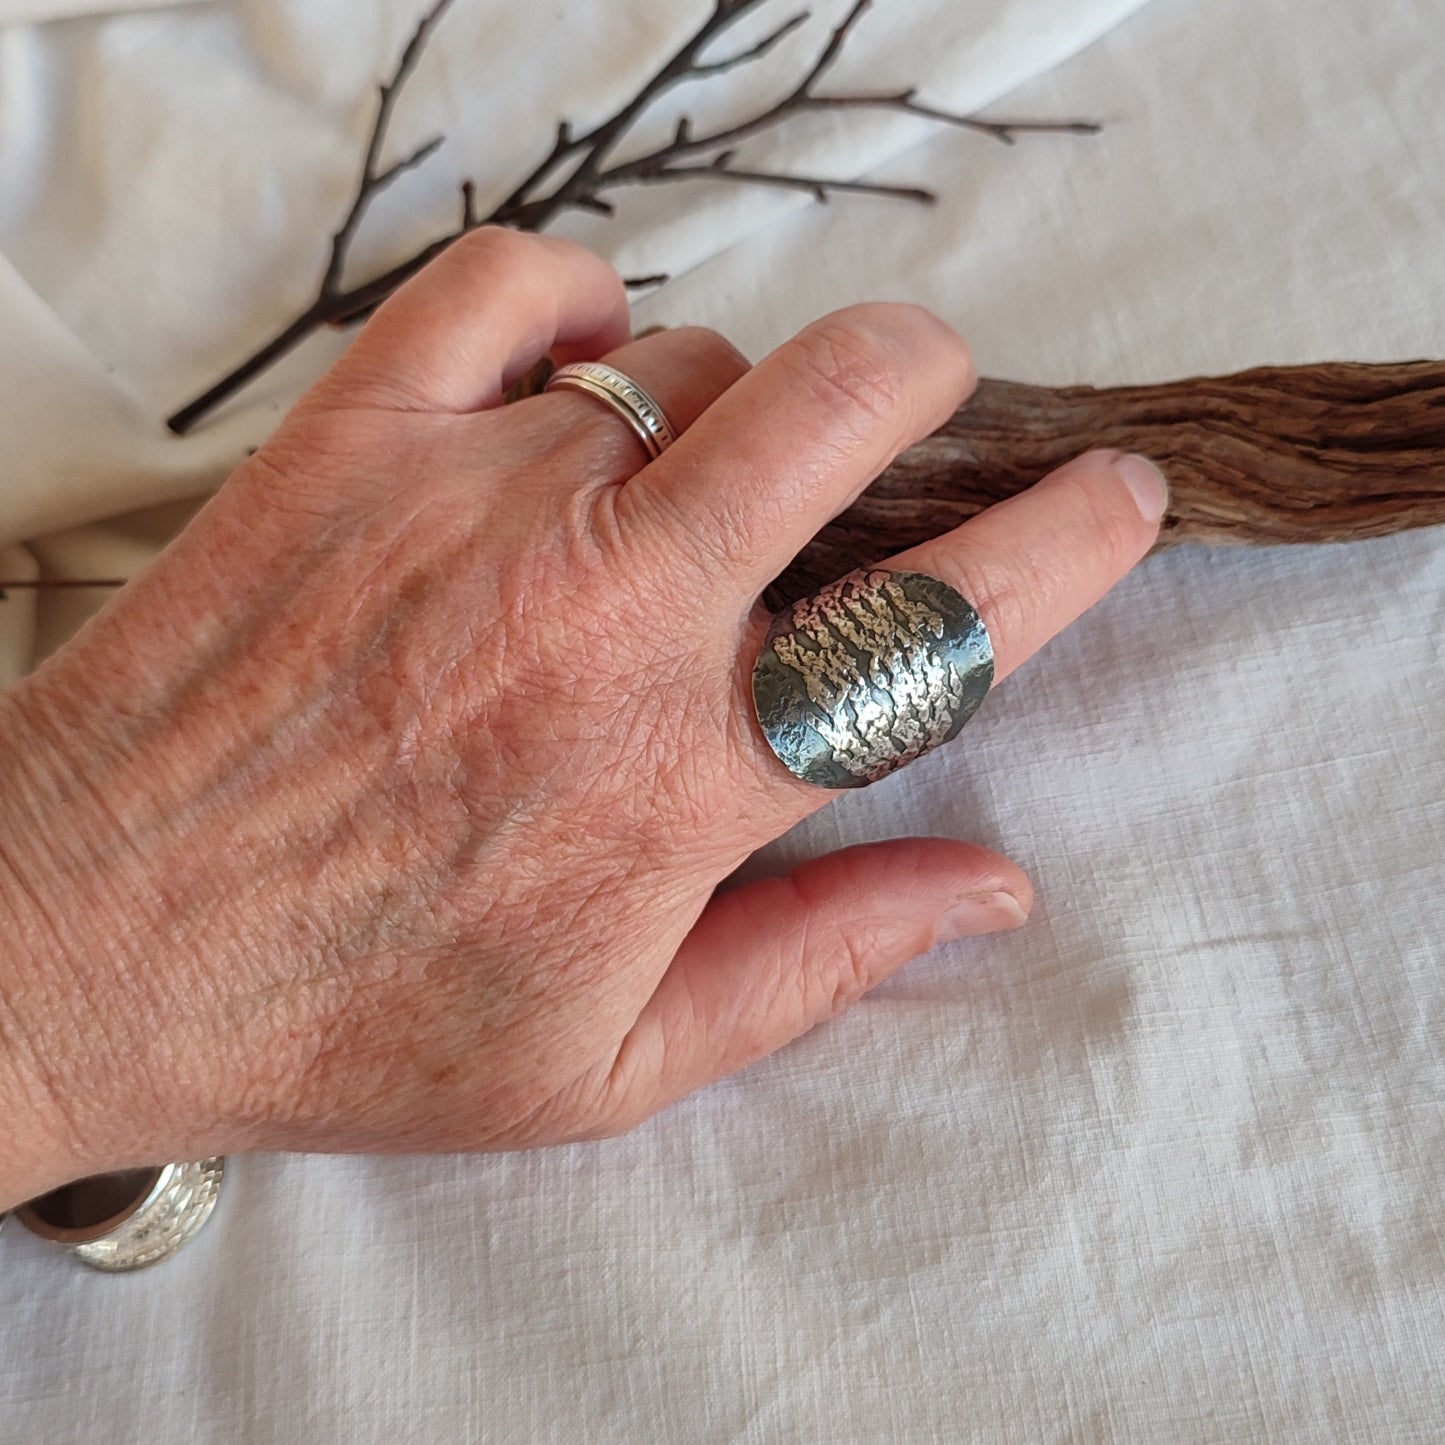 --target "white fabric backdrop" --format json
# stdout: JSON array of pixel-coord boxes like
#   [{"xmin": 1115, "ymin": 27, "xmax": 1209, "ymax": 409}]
[{"xmin": 3, "ymin": 0, "xmax": 1443, "ymax": 1440}]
